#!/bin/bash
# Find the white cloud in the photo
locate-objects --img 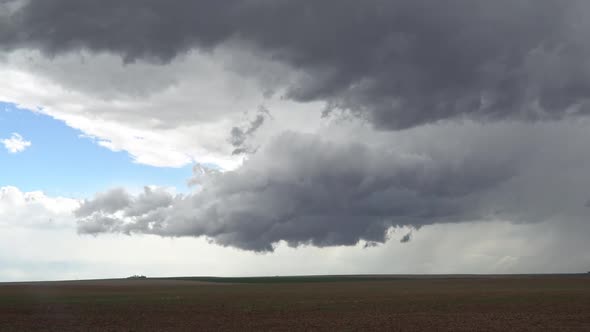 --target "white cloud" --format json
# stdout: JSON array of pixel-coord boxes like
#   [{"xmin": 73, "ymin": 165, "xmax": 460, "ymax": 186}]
[
  {"xmin": 1, "ymin": 132, "xmax": 31, "ymax": 153},
  {"xmin": 0, "ymin": 48, "xmax": 324, "ymax": 169},
  {"xmin": 0, "ymin": 186, "xmax": 79, "ymax": 228}
]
